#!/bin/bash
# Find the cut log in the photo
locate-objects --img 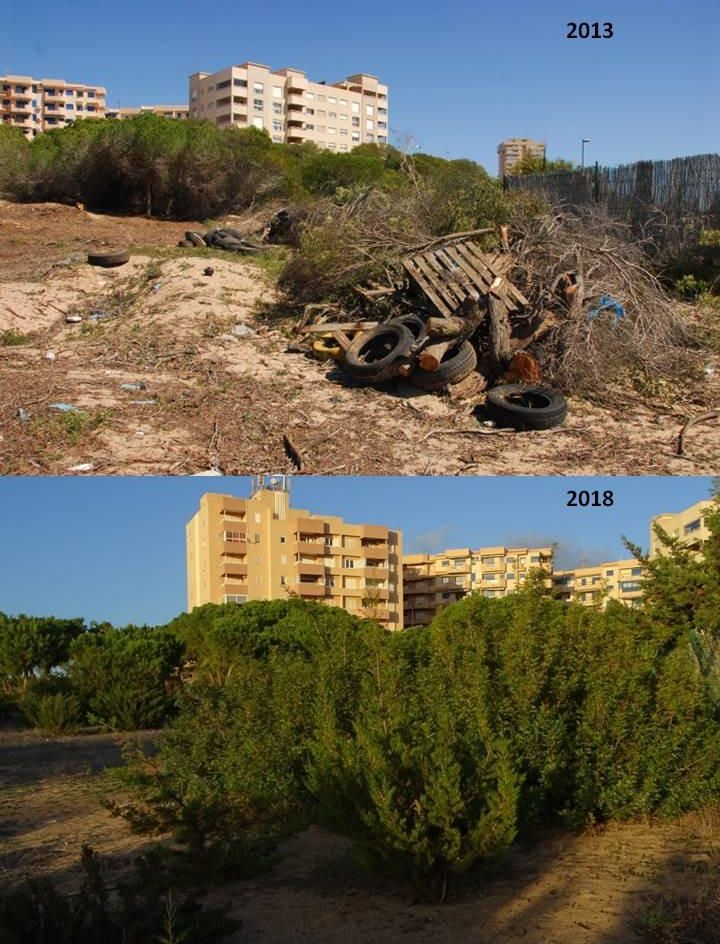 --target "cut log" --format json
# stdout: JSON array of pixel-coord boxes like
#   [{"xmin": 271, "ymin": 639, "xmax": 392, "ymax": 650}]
[
  {"xmin": 425, "ymin": 316, "xmax": 466, "ymax": 339},
  {"xmin": 488, "ymin": 296, "xmax": 512, "ymax": 373},
  {"xmin": 298, "ymin": 321, "xmax": 379, "ymax": 334},
  {"xmin": 418, "ymin": 341, "xmax": 453, "ymax": 371}
]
